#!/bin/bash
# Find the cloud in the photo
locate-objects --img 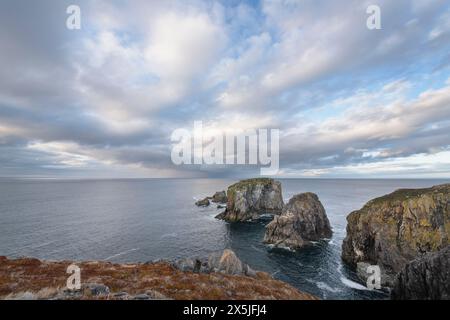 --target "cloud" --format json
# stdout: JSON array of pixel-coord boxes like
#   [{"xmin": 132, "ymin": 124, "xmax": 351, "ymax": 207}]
[{"xmin": 0, "ymin": 0, "xmax": 449, "ymax": 178}]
